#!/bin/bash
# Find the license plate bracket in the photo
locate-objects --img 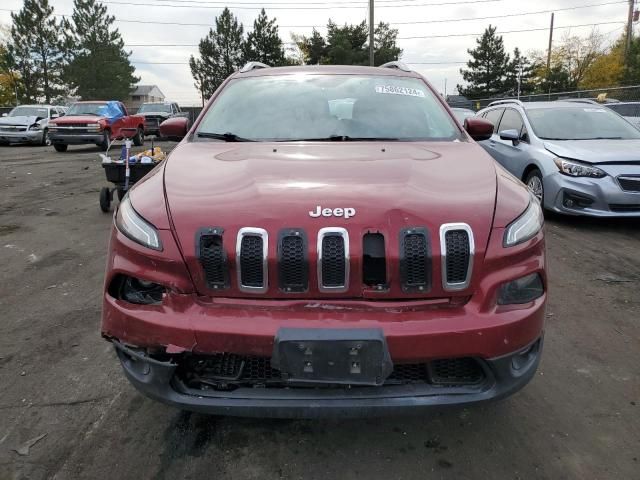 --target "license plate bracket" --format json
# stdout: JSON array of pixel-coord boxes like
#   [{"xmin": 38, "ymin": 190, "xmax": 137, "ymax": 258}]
[{"xmin": 271, "ymin": 328, "xmax": 393, "ymax": 386}]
